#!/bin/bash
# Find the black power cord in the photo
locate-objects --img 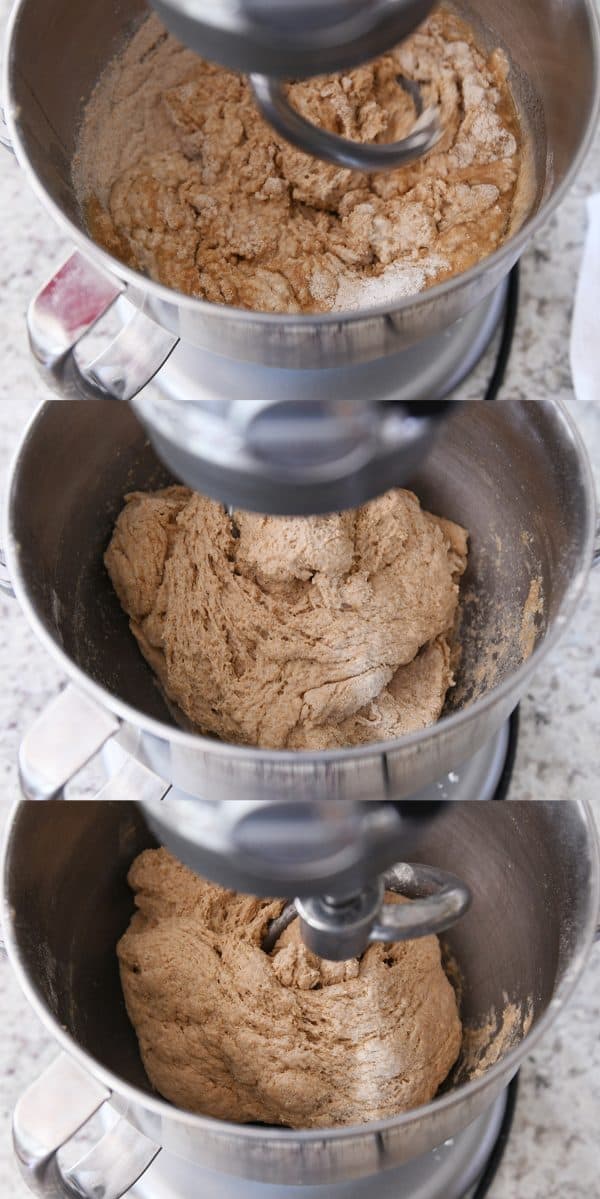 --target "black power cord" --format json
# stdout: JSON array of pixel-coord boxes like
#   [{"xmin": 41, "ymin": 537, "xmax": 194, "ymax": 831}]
[
  {"xmin": 491, "ymin": 707, "xmax": 520, "ymax": 802},
  {"xmin": 483, "ymin": 264, "xmax": 520, "ymax": 402},
  {"xmin": 399, "ymin": 260, "xmax": 520, "ymax": 419}
]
